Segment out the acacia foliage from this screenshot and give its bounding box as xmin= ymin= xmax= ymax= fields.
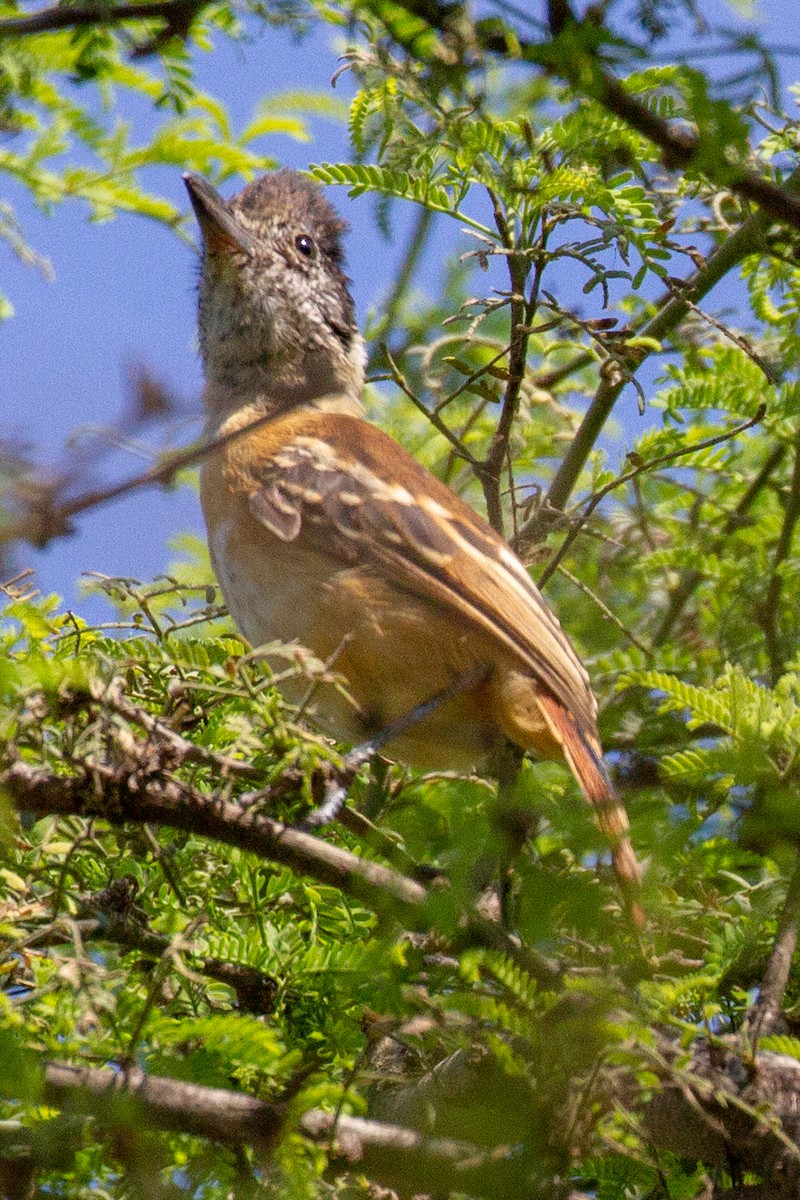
xmin=2 ymin=1 xmax=800 ymax=1197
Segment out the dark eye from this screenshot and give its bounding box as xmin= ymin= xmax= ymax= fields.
xmin=295 ymin=234 xmax=315 ymax=258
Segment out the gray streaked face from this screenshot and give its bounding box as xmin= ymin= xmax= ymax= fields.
xmin=187 ymin=171 xmax=359 ymax=386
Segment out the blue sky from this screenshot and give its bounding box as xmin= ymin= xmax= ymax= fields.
xmin=2 ymin=0 xmax=797 ymax=615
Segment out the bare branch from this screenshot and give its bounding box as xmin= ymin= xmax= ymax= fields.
xmin=38 ymin=1061 xmax=526 ymax=1195
xmin=0 ymin=0 xmax=208 ymax=49
xmin=27 ymin=1048 xmax=800 ymax=1197
xmin=42 ymin=1061 xmax=284 ymax=1150
xmin=382 ymin=346 xmax=480 ymax=469
xmin=0 ymin=758 xmax=428 ymax=913
xmin=1 ymin=751 xmax=559 ymax=983
xmin=553 ymin=563 xmax=652 ymax=656
xmin=96 ymin=679 xmax=259 ymax=779
xmin=3 ymin=408 xmax=280 ymax=551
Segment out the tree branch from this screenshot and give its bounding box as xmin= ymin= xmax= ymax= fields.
xmin=1 ymin=748 xmax=559 ymax=983
xmin=584 ymin=68 xmax=800 ymax=234
xmin=0 ymin=0 xmax=207 ymax=46
xmin=644 ymin=1041 xmax=800 ymax=1184
xmin=42 ymin=1061 xmax=284 ymax=1150
xmin=539 ymin=187 xmax=787 ymax=517
xmin=25 ymin=907 xmax=281 ymax=1014
xmin=385 ymin=1 xmax=800 ymax=240
xmin=746 ymin=851 xmax=800 ymax=1044
xmin=97 ymin=678 xmax=259 ymax=780
xmin=37 ymin=1061 xmax=525 ymax=1196
xmin=374 ymin=1 xmax=800 ymax=523
xmin=756 ymin=426 xmax=800 ymax=685
xmin=382 ymin=346 xmax=480 ymax=468
xmin=1 ymin=758 xmax=428 ymax=913
xmin=479 ymin=188 xmax=532 ymax=535
xmin=3 ymin=406 xmax=281 ymax=551
xmin=17 ymin=1048 xmax=800 ymax=1197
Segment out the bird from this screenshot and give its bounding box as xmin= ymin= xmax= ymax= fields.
xmin=184 ymin=168 xmax=642 ymax=921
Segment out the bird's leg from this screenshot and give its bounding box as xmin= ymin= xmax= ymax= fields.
xmin=305 ymin=664 xmax=492 ymax=827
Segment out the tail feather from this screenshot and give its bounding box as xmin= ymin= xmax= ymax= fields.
xmin=536 ymin=693 xmax=644 ymax=927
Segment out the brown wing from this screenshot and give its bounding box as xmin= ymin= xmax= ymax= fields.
xmin=241 ymin=411 xmax=598 ymax=736
xmin=236 ymin=410 xmax=642 ymax=923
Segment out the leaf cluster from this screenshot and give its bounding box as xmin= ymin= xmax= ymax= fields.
xmin=3 ymin=0 xmax=800 ymax=1197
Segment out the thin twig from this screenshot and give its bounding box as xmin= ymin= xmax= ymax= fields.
xmin=681 ymin=300 xmax=780 ymax=385
xmin=94 ymin=679 xmax=259 ymax=779
xmin=372 ymin=204 xmax=435 ymax=347
xmin=382 ymin=346 xmax=480 ymax=467
xmin=535 ymin=406 xmax=766 ymax=589
xmin=434 ymin=342 xmax=511 ymax=416
xmin=4 ymin=408 xmax=280 ymax=551
xmin=652 ymin=441 xmax=787 ymax=646
xmin=554 ymin=564 xmax=652 ymax=656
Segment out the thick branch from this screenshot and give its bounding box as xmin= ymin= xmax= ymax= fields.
xmin=337 ymin=1033 xmax=800 ymax=1188
xmin=0 ymin=0 xmax=206 ymax=40
xmin=645 ymin=1042 xmax=800 ymax=1184
xmin=2 ymin=756 xmax=559 ymax=983
xmin=1 ymin=758 xmax=427 ymax=913
xmin=23 ymin=1048 xmax=800 ymax=1196
xmin=37 ymin=1061 xmax=524 ymax=1195
xmin=43 ymin=1061 xmax=283 ymax=1151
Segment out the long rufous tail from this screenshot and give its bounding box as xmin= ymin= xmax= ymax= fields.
xmin=537 ymin=693 xmax=644 ymax=927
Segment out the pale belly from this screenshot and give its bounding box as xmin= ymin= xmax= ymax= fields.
xmin=205 ymin=511 xmax=500 ymax=770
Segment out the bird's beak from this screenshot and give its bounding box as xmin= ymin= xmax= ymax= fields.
xmin=183 ymin=173 xmax=259 ymax=256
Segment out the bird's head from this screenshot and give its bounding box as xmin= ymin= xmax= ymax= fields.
xmin=185 ymin=170 xmax=365 ymax=408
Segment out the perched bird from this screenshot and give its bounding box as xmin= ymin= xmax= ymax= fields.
xmin=184 ymin=169 xmax=641 ymax=918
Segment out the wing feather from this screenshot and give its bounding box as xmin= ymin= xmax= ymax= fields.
xmin=244 ymin=414 xmax=597 ymax=733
